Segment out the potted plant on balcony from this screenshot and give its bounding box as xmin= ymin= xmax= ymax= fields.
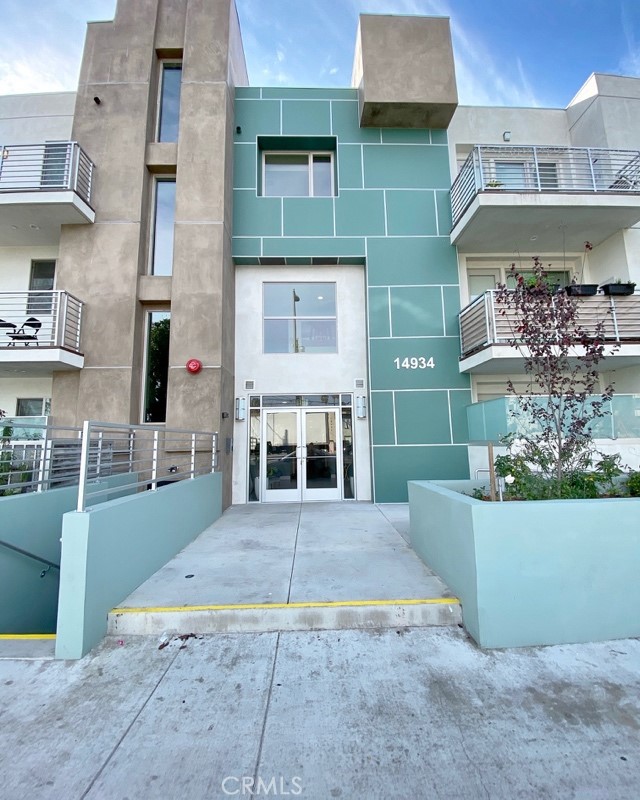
xmin=599 ymin=279 xmax=636 ymax=296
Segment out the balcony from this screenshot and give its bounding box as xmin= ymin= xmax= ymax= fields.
xmin=0 ymin=142 xmax=95 ymax=245
xmin=450 ymin=145 xmax=640 ymax=252
xmin=467 ymin=394 xmax=640 ymax=443
xmin=0 ymin=291 xmax=84 ymax=374
xmin=459 ymin=290 xmax=640 ymax=373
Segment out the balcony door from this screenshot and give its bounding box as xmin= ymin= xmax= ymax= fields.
xmin=262 ymin=408 xmax=342 ymax=501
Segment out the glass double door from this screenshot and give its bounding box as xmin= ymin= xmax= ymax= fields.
xmin=262 ymin=408 xmax=342 ymax=501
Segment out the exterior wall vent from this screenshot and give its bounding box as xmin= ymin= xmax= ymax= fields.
xmin=355 ymin=379 xmax=365 ymax=388
xmin=244 ymin=380 xmax=255 ymax=390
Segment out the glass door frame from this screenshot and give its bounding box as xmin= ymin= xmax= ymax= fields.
xmin=249 ymin=394 xmax=355 ymax=503
xmin=262 ymin=409 xmax=302 ymax=502
xmin=259 ymin=407 xmax=343 ymax=502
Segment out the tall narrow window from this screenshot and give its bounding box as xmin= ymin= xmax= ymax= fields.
xmin=151 ymin=179 xmax=176 ymax=276
xmin=157 ymin=63 xmax=182 ymax=142
xmin=144 ymin=311 xmax=170 ymax=423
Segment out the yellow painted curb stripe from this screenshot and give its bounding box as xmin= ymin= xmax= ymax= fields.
xmin=0 ymin=634 xmax=56 ymax=640
xmin=113 ymin=597 xmax=460 ymax=614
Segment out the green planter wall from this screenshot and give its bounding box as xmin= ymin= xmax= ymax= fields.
xmin=409 ymin=480 xmax=640 ymax=648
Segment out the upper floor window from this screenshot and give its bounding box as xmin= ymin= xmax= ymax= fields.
xmin=157 ymin=63 xmax=182 ymax=142
xmin=27 ymin=259 xmax=55 ymax=314
xmin=150 ymin=178 xmax=176 ymax=276
xmin=263 ymin=283 xmax=337 ymax=353
xmin=263 ymin=152 xmax=334 ymax=197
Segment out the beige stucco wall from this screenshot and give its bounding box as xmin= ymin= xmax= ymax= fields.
xmin=353 ymin=15 xmax=458 ymax=128
xmin=51 ymin=0 xmax=246 ymax=507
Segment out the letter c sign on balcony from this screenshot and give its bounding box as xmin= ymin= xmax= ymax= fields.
xmin=186 ymin=359 xmax=202 ymax=374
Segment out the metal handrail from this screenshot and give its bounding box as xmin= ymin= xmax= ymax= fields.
xmin=0 ymin=141 xmax=95 ymax=206
xmin=459 ymin=289 xmax=640 ymax=358
xmin=76 ymin=420 xmax=219 ymax=512
xmin=451 ymin=144 xmax=640 ymax=228
xmin=0 ymin=538 xmax=60 ymax=571
xmin=0 ymin=291 xmax=83 ymax=353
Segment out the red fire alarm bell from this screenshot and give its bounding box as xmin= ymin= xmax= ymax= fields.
xmin=186 ymin=358 xmax=202 ymax=374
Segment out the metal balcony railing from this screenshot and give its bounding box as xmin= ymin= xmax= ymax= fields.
xmin=451 ymin=145 xmax=640 ymax=227
xmin=0 ymin=420 xmax=218 ymax=502
xmin=0 ymin=291 xmax=83 ymax=353
xmin=459 ymin=290 xmax=640 ymax=359
xmin=0 ymin=141 xmax=94 ymax=207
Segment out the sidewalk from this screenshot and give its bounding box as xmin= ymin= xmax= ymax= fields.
xmin=1 ymin=628 xmax=639 ymax=799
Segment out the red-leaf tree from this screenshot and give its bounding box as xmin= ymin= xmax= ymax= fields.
xmin=493 ymin=257 xmax=618 ymax=498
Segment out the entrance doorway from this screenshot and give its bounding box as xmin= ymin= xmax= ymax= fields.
xmin=249 ymin=395 xmax=354 ymax=502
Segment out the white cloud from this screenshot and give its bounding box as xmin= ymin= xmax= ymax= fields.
xmin=276 ymin=49 xmax=285 ymax=63
xmin=329 ymin=67 xmax=339 ymax=75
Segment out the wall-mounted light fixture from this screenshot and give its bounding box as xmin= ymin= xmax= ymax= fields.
xmin=503 ymin=130 xmax=511 ymax=142
xmin=235 ymin=397 xmax=246 ymax=421
xmin=356 ymin=396 xmax=367 ymax=419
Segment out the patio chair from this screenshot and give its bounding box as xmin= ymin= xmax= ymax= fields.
xmin=5 ymin=317 xmax=42 ymax=347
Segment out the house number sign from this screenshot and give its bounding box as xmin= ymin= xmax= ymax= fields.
xmin=393 ymin=357 xmax=435 ymax=370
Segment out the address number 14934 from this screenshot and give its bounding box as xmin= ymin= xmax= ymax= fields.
xmin=393 ymin=357 xmax=435 ymax=370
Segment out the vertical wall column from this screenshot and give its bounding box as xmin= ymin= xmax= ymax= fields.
xmin=166 ymin=0 xmax=242 ymax=505
xmin=52 ymin=0 xmax=162 ymax=424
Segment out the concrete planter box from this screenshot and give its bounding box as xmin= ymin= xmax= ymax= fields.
xmin=408 ymin=480 xmax=640 ymax=648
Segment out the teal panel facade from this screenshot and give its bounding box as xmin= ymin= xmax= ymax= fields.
xmin=233 ymin=89 xmax=470 ymax=502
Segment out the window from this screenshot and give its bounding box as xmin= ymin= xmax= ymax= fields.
xmin=143 ymin=311 xmax=170 ymax=422
xmin=538 ymin=161 xmax=559 ymax=189
xmin=150 ymin=179 xmax=176 ymax=276
xmin=157 ymin=63 xmax=182 ymax=142
xmin=27 ymin=260 xmax=55 ymax=314
xmin=263 ymin=283 xmax=336 ymax=353
xmin=494 ymin=161 xmax=526 ymax=188
xmin=263 ymin=153 xmax=334 ymax=197
xmin=41 ymin=141 xmax=69 ymax=188
xmin=16 ymin=398 xmax=50 ymax=417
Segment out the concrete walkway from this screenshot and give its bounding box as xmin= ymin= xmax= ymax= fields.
xmin=110 ymin=503 xmax=460 ymax=635
xmin=2 ymin=628 xmax=639 ymax=799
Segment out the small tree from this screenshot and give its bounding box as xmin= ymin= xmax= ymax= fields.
xmin=493 ymin=256 xmax=619 ymax=499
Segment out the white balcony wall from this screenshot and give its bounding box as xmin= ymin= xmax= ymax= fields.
xmin=0 ymin=93 xmax=74 ymax=144
xmin=0 ymin=376 xmax=52 ymax=417
xmin=586 ymin=233 xmax=633 ymax=285
xmin=0 ymin=246 xmax=58 ymax=292
xmin=447 ymin=106 xmax=570 ymax=179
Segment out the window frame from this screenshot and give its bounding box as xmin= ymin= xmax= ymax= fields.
xmin=262 ymin=282 xmax=338 ymax=354
xmin=141 ymin=308 xmax=171 ymax=423
xmin=27 ymin=259 xmax=56 ymax=314
xmin=156 ymin=61 xmax=183 ymax=143
xmin=261 ymin=151 xmax=335 ymax=198
xmin=148 ymin=176 xmax=177 ymax=276
xmin=15 ymin=397 xmax=50 ymax=417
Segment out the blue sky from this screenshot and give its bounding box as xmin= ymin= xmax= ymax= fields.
xmin=1 ymin=0 xmax=639 ymax=107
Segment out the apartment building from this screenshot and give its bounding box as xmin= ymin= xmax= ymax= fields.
xmin=1 ymin=0 xmax=639 ymax=505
